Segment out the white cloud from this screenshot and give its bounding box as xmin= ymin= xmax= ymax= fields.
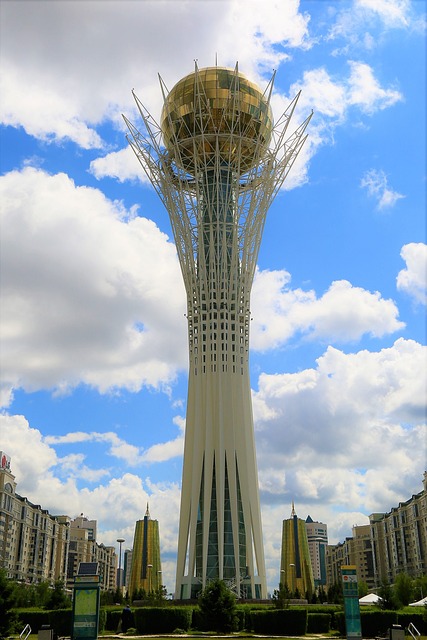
xmin=0 ymin=167 xmax=187 ymax=403
xmin=347 ymin=61 xmax=403 ymax=114
xmin=356 ymin=0 xmax=411 ymax=29
xmin=253 ymin=337 xmax=426 ymax=512
xmin=397 ymin=243 xmax=427 ymax=305
xmin=45 ymin=424 xmax=185 ymax=466
xmin=328 ymin=0 xmax=418 ymax=47
xmin=360 ymin=168 xmax=405 ymax=210
xmin=90 ymin=147 xmax=150 ymax=184
xmin=251 ymin=268 xmax=404 ymax=350
xmin=0 ymin=0 xmax=310 ymax=148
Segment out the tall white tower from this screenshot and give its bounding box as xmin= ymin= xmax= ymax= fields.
xmin=124 ymin=63 xmax=311 ymax=599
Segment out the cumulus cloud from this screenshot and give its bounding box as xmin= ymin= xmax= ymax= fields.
xmin=347 ymin=61 xmax=403 ymax=114
xmin=397 ymin=243 xmax=427 ymax=305
xmin=90 ymin=146 xmax=150 ymax=184
xmin=253 ymin=337 xmax=426 ymax=511
xmin=44 ymin=421 xmax=185 ymax=467
xmin=328 ymin=0 xmax=418 ymax=49
xmin=360 ymin=168 xmax=405 ymax=210
xmin=251 ymin=268 xmax=404 ymax=350
xmin=0 ymin=167 xmax=187 ymax=403
xmin=0 ymin=0 xmax=310 ymax=148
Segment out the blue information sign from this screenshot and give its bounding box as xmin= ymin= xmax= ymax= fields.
xmin=341 ymin=565 xmax=362 ymax=640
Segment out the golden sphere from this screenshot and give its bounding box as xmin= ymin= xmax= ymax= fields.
xmin=160 ymin=67 xmax=273 ymax=174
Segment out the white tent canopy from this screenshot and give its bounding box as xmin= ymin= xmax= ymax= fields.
xmin=359 ymin=593 xmax=382 ymax=605
xmin=409 ymin=596 xmax=427 ymax=606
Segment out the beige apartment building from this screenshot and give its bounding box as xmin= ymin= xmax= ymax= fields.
xmin=369 ymin=471 xmax=426 ymax=585
xmin=326 ymin=472 xmax=426 ymax=590
xmin=0 ymin=452 xmax=117 ymax=591
xmin=66 ymin=514 xmax=117 ymax=591
xmin=326 ymin=524 xmax=375 ymax=590
xmin=0 ymin=452 xmax=70 ymax=585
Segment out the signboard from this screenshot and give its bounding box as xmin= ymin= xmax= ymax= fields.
xmin=0 ymin=452 xmax=11 ymax=470
xmin=72 ymin=579 xmax=100 ymax=640
xmin=341 ymin=565 xmax=362 ymax=640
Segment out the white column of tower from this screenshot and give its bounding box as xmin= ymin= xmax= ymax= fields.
xmin=124 ymin=63 xmax=311 ymax=600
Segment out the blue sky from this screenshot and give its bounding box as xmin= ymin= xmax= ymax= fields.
xmin=0 ymin=0 xmax=426 ymax=595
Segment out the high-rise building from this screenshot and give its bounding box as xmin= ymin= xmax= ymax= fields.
xmin=0 ymin=452 xmax=70 ymax=585
xmin=369 ymin=471 xmax=427 ymax=585
xmin=305 ymin=515 xmax=328 ymax=587
xmin=66 ymin=514 xmax=116 ymax=592
xmin=326 ymin=524 xmax=375 ymax=591
xmin=128 ymin=505 xmax=162 ymax=599
xmin=124 ymin=63 xmax=311 ymax=599
xmin=280 ymin=504 xmax=315 ymax=597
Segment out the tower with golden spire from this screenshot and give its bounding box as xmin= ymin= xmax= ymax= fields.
xmin=128 ymin=504 xmax=162 ymax=599
xmin=280 ymin=503 xmax=314 ymax=597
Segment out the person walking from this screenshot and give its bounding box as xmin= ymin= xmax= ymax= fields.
xmin=121 ymin=605 xmax=133 ymax=633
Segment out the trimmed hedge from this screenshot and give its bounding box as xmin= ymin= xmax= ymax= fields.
xmin=133 ymin=606 xmax=192 ymax=633
xmin=13 ymin=610 xmax=50 ymax=633
xmin=397 ymin=611 xmax=426 ymax=634
xmin=249 ymin=608 xmax=308 ymax=636
xmin=307 ymin=612 xmax=331 ymax=633
xmin=105 ymin=607 xmax=123 ymax=632
xmin=336 ymin=609 xmax=398 ymax=638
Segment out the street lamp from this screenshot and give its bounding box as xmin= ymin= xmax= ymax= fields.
xmin=117 ymin=538 xmax=125 ymax=588
xmin=280 ymin=569 xmax=285 ymax=588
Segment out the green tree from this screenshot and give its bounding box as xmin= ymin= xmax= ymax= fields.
xmin=113 ymin=586 xmax=123 ymax=604
xmin=377 ymin=579 xmax=398 ymax=610
xmin=198 ymin=579 xmax=237 ymax=633
xmin=272 ymin=582 xmax=291 ymax=608
xmin=45 ymin=580 xmax=71 ymax=610
xmin=327 ymin=580 xmax=343 ymax=604
xmin=0 ymin=569 xmax=18 ymax=638
xmin=413 ymin=576 xmax=427 ymax=603
xmin=35 ymin=581 xmax=51 ymax=607
xmin=147 ymin=585 xmax=167 ymax=605
xmin=394 ymin=573 xmax=414 ymax=607
xmin=318 ymin=585 xmax=327 ymax=603
xmin=358 ymin=581 xmax=369 ymax=598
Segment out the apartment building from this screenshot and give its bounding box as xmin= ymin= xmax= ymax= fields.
xmin=305 ymin=516 xmax=328 ymax=587
xmin=326 ymin=524 xmax=375 ymax=590
xmin=0 ymin=452 xmax=70 ymax=585
xmin=66 ymin=514 xmax=116 ymax=591
xmin=326 ymin=473 xmax=426 ymax=589
xmin=369 ymin=471 xmax=427 ymax=585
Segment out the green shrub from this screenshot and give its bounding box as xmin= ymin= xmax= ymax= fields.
xmin=14 ymin=610 xmax=50 ymax=633
xmin=307 ymin=612 xmax=331 ymax=633
xmin=48 ymin=609 xmax=73 ymax=636
xmin=104 ymin=607 xmax=122 ymax=632
xmin=397 ymin=611 xmax=426 ymax=634
xmin=361 ymin=610 xmax=398 ymax=637
xmin=133 ymin=606 xmax=192 ymax=634
xmin=249 ymin=608 xmax=307 ymax=636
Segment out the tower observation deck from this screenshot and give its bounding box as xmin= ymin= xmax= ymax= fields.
xmin=124 ymin=63 xmax=311 ymax=600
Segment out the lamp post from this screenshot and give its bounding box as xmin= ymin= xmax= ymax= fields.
xmin=280 ymin=569 xmax=285 ymax=589
xmin=116 ymin=537 xmax=125 ymax=589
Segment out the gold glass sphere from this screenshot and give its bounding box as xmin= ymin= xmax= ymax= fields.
xmin=160 ymin=67 xmax=273 ymax=174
